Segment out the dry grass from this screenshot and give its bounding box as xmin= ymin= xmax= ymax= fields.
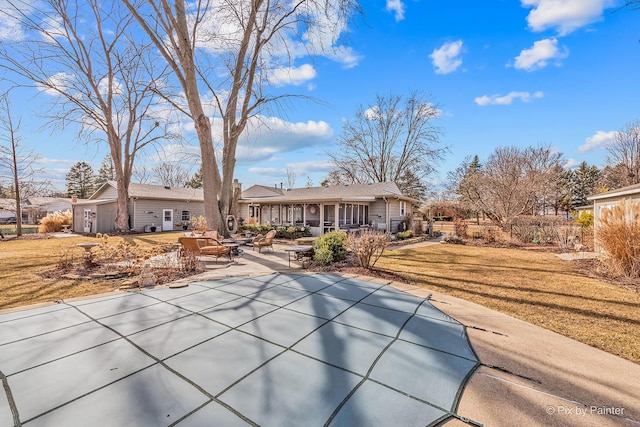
xmin=377 ymin=244 xmax=640 ymax=364
xmin=0 ymin=232 xmax=185 ymax=310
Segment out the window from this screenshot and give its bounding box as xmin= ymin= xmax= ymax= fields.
xmin=400 ymin=201 xmax=407 ymax=217
xmin=181 ymin=210 xmax=191 ymax=221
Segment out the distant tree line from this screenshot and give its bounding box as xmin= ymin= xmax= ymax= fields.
xmin=446 ymin=120 xmax=640 ymax=227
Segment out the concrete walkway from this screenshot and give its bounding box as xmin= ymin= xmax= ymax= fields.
xmin=1 ymin=242 xmax=638 ymax=426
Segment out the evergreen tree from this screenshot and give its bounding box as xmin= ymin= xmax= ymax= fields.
xmin=571 ymin=162 xmax=601 ymax=207
xmin=185 ymin=166 xmax=203 ymax=188
xmin=96 ymin=153 xmax=116 ymax=187
xmin=66 ymin=161 xmax=96 ymax=198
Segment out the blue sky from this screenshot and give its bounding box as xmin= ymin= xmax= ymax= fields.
xmin=1 ymin=0 xmax=639 ymax=194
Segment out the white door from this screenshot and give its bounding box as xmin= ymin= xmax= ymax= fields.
xmin=162 ymin=209 xmax=173 ymax=231
xmin=83 ymin=209 xmax=92 ymax=233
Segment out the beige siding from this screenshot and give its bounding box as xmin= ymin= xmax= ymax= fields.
xmin=132 ymin=199 xmax=205 ymax=232
xmin=96 ymin=203 xmax=116 ymax=233
xmin=369 ymin=200 xmax=387 ymax=230
xmin=98 ymin=186 xmax=118 ymax=199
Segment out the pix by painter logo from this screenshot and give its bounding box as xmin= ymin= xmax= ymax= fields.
xmin=545 ymin=405 xmax=625 ymax=416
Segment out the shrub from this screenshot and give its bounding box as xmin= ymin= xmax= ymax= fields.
xmin=313 ymin=231 xmax=346 ymax=265
xmin=597 ymin=199 xmax=640 ymax=278
xmin=441 ymin=234 xmax=464 ymax=244
xmin=38 ymin=210 xmax=72 ymax=233
xmin=483 ymin=227 xmax=497 ymax=243
xmin=554 ymin=225 xmax=582 ymax=250
xmin=239 ymin=223 xmax=311 ymax=239
xmin=507 ymin=216 xmax=573 ymax=245
xmin=346 ymin=230 xmax=390 ymax=268
xmin=396 ymin=230 xmax=414 ymax=240
xmin=190 ymin=215 xmax=208 ymax=233
xmin=453 ymin=218 xmax=468 ymax=238
xmin=575 ymin=211 xmax=594 ymax=228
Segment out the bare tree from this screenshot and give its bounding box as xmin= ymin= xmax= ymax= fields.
xmin=121 ymin=0 xmax=359 ymax=234
xmin=152 ymin=162 xmax=191 ymax=187
xmin=286 ymin=167 xmax=297 ymax=189
xmin=452 ymin=145 xmax=563 ymax=227
xmin=0 ymin=0 xmax=173 ymax=232
xmin=327 ymin=92 xmax=445 ymax=200
xmin=606 ymin=120 xmax=640 ymax=186
xmin=0 ymin=94 xmax=50 ymax=236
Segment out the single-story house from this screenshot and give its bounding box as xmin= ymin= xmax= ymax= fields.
xmin=73 ymin=180 xmax=418 ymax=236
xmin=238 ymin=182 xmax=419 ymax=237
xmin=587 ymin=182 xmax=640 ymax=249
xmin=71 ymin=181 xmax=206 ymax=234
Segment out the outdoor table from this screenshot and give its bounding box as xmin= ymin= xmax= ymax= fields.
xmin=222 ymin=240 xmax=240 ymax=258
xmin=284 ymin=245 xmax=313 ymax=268
xmin=232 ymin=237 xmax=253 ymax=245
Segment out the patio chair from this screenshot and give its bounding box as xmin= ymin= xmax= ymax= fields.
xmin=178 ymin=236 xmax=231 ymax=262
xmin=252 ymin=229 xmax=276 ymax=253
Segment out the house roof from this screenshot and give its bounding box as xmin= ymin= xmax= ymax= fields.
xmin=91 ymin=181 xmax=204 ymax=202
xmin=0 ymin=197 xmax=75 ymax=211
xmin=587 ymin=182 xmax=640 ymax=201
xmin=240 ymin=182 xmax=417 ymax=204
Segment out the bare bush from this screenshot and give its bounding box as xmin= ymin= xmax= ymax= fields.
xmin=454 ymin=218 xmax=468 ymax=238
xmin=178 ymin=248 xmax=203 ymax=272
xmin=508 ymin=216 xmax=574 ymax=245
xmin=483 ymin=227 xmax=497 ymax=243
xmin=597 ymin=200 xmax=640 ymax=278
xmin=554 ymin=225 xmax=582 ymax=250
xmin=346 ymin=230 xmax=390 ymax=269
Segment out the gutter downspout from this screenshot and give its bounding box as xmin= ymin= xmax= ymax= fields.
xmin=383 ymin=196 xmax=390 ymax=232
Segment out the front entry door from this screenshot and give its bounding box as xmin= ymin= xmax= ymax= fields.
xmin=162 ymin=209 xmax=173 ymax=231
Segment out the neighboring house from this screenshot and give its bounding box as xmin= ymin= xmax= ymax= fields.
xmin=238 ymin=182 xmax=418 ymax=237
xmin=71 ymin=181 xmax=206 ymax=234
xmin=0 ymin=197 xmax=74 ymax=224
xmin=587 ymin=183 xmax=640 ymax=250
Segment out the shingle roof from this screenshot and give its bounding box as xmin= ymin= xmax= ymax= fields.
xmin=241 ymin=182 xmax=415 ymax=203
xmin=93 ymin=181 xmax=204 ymax=201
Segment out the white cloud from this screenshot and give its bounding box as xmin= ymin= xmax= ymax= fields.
xmin=521 ymin=0 xmax=615 ymax=35
xmin=247 ymin=167 xmax=283 ymax=177
xmin=267 ymin=64 xmax=317 ymax=87
xmin=564 ymin=158 xmax=580 ymax=169
xmin=429 ymin=40 xmax=464 ymax=75
xmin=235 ymin=116 xmax=334 ymax=163
xmin=578 ymin=130 xmax=617 ymax=152
xmin=475 ymin=91 xmax=544 ymax=106
xmin=386 ymin=0 xmax=406 ymax=22
xmin=513 ymin=38 xmax=569 ymax=71
xmin=284 ymin=160 xmax=334 ymax=173
xmin=195 ymin=1 xmax=362 ymax=71
xmin=37 ymin=72 xmax=75 ymax=96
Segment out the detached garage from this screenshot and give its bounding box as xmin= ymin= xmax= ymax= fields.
xmin=71 ymin=181 xmax=205 ymax=234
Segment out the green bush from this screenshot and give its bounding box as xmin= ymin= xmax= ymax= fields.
xmin=313 ymin=231 xmax=346 ymax=265
xmin=396 ymin=230 xmax=414 ymax=240
xmin=239 ymin=224 xmax=311 ymax=239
